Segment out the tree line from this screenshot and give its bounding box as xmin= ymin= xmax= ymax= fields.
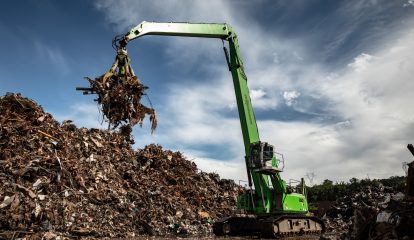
xmin=306 ymin=176 xmax=406 ymax=203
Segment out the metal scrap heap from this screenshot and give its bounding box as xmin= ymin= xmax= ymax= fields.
xmin=321 ymin=182 xmax=414 ymax=240
xmin=0 ymin=93 xmax=242 ymax=239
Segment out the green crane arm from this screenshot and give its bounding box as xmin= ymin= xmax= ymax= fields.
xmin=124 ymin=21 xmax=232 ymax=40
xmin=122 ymin=21 xmax=259 ymax=154
xmin=119 ymin=21 xmax=288 ymax=214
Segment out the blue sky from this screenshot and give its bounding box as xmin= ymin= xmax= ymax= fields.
xmin=1 ymin=0 xmax=414 ymax=184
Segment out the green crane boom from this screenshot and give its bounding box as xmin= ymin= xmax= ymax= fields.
xmin=125 ymin=22 xmax=258 ymax=155
xmin=116 ymin=21 xmax=324 ymax=238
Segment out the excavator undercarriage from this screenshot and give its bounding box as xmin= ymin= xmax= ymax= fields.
xmin=213 ymin=214 xmax=324 ymax=238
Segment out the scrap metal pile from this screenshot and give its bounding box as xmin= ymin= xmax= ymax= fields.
xmin=0 ymin=93 xmax=241 ymax=239
xmin=321 ymin=184 xmax=414 ymax=240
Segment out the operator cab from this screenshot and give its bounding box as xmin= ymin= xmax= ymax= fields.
xmin=249 ymin=142 xmax=283 ymax=174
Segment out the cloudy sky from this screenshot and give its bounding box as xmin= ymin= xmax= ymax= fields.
xmin=1 ymin=0 xmax=414 ymax=184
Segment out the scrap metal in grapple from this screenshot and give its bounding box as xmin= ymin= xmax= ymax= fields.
xmin=76 ymin=49 xmax=157 ymax=132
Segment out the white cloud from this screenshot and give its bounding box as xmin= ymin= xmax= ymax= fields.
xmin=347 ymin=53 xmax=374 ymax=72
xmin=251 ymin=89 xmax=266 ymax=99
xmin=313 ymin=28 xmax=414 ymax=180
xmin=158 ymin=82 xmax=243 ymax=153
xmin=250 ymin=89 xmax=278 ymax=109
xmin=403 ymin=0 xmax=414 ymax=7
xmin=283 ymin=90 xmax=301 ymax=106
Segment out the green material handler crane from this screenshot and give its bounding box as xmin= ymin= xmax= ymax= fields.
xmin=114 ymin=21 xmax=324 ymax=238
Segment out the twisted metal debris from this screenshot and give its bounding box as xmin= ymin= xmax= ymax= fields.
xmin=320 ymin=183 xmax=414 ymax=240
xmin=77 ymin=49 xmax=157 ymax=132
xmin=84 ymin=74 xmax=157 ymax=132
xmin=0 ymin=93 xmax=241 ymax=239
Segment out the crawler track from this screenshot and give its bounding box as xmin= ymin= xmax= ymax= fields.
xmin=213 ymin=214 xmax=324 ymax=239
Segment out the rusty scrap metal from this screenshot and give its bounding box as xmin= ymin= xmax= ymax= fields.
xmin=77 ymin=48 xmax=157 ymax=132
xmin=84 ymin=74 xmax=157 ymax=132
xmin=320 ymin=183 xmax=414 ymax=239
xmin=0 ymin=93 xmax=242 ymax=238
xmin=77 ymin=61 xmax=157 ymax=132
